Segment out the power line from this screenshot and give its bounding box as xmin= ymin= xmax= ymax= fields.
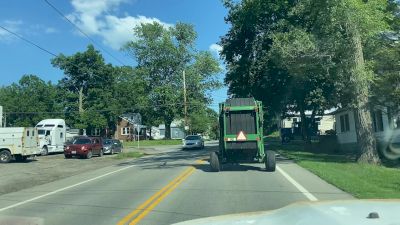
xmin=0 ymin=24 xmax=114 ymax=83
xmin=0 ymin=25 xmax=57 ymax=57
xmin=43 ymin=0 xmax=127 ymax=66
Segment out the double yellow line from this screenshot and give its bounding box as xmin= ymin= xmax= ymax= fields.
xmin=117 ymin=159 xmax=203 ymax=225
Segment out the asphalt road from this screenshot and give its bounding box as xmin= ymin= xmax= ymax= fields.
xmin=0 ymin=142 xmax=352 ymax=225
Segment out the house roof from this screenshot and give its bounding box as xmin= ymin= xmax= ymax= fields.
xmin=328 ymin=107 xmax=351 ymax=115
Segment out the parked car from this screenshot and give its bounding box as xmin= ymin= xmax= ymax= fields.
xmin=103 ymin=139 xmax=123 ymax=154
xmin=64 ymin=136 xmax=103 ymax=159
xmin=182 ymin=135 xmax=204 ymax=150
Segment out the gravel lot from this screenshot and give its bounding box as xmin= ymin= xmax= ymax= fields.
xmin=0 ymin=153 xmax=124 ymax=196
xmin=0 ymin=145 xmax=186 ymax=196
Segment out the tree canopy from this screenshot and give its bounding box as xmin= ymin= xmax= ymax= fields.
xmin=221 ymin=0 xmax=396 ymax=163
xmin=123 ymin=22 xmax=221 ymax=138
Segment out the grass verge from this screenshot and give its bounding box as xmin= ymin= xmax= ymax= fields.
xmin=271 ymin=141 xmax=400 ymax=199
xmin=123 ymin=139 xmax=182 ymax=147
xmin=113 ymin=152 xmax=144 ymax=160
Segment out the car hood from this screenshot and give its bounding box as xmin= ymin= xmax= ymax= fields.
xmin=103 ymin=144 xmax=112 ymax=148
xmin=172 ymin=200 xmax=400 ymax=225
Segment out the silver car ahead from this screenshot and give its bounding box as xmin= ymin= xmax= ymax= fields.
xmin=103 ymin=139 xmax=123 ymax=154
xmin=182 ymin=135 xmax=204 ymax=150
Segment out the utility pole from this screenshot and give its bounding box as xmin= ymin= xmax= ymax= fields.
xmin=0 ymin=106 xmax=3 ymax=127
xmin=183 ymin=70 xmax=188 ymax=134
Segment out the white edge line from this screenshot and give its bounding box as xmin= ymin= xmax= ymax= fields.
xmin=276 ymin=165 xmax=318 ymax=201
xmin=0 ymin=164 xmax=136 ymax=212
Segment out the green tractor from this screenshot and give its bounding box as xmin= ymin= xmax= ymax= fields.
xmin=210 ymin=98 xmax=276 ymax=172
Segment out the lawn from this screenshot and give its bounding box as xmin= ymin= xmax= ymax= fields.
xmin=269 ymin=139 xmax=400 ymax=199
xmin=113 ymin=152 xmax=144 ymax=159
xmin=123 ymin=139 xmax=182 ymax=147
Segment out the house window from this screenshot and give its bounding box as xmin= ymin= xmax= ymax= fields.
xmin=121 ymin=127 xmax=130 ymax=135
xmin=27 ymin=130 xmax=30 ymax=136
xmin=344 ymin=114 xmax=350 ymax=131
xmin=160 ymin=129 xmax=165 ymax=136
xmin=60 ymin=132 xmax=63 ymax=139
xmin=340 ymin=114 xmax=350 ymax=133
xmin=92 ymin=128 xmax=101 ymax=136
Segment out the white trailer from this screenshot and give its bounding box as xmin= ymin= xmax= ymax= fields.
xmin=0 ymin=127 xmax=40 ymax=163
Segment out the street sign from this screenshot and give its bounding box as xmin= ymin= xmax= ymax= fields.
xmin=237 ymin=130 xmax=247 ymax=141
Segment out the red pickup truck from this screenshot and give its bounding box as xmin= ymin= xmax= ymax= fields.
xmin=64 ymin=136 xmax=103 ymax=159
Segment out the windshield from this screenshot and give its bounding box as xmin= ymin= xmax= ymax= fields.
xmin=72 ymin=138 xmax=91 ymax=145
xmin=103 ymin=139 xmax=113 ymax=145
xmin=1 ymin=1 xmax=400 ymax=224
xmin=185 ymin=136 xmax=201 ymax=140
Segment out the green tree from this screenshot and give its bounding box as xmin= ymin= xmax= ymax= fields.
xmin=297 ymin=0 xmax=389 ymax=164
xmin=51 ymin=45 xmax=114 ymax=130
xmin=221 ymin=0 xmax=391 ymax=164
xmin=0 ymin=75 xmax=60 ymax=126
xmin=123 ymin=22 xmax=221 ymax=138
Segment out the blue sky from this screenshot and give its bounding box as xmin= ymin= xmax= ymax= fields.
xmin=0 ymin=0 xmax=229 ymax=110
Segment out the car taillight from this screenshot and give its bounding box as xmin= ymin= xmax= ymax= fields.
xmin=81 ymin=146 xmax=86 ymax=150
xmin=66 ymin=146 xmax=70 ymax=150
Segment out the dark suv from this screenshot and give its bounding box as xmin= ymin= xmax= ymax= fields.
xmin=64 ymin=136 xmax=103 ymax=159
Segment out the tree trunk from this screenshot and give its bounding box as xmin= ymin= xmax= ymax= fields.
xmin=149 ymin=127 xmax=152 ymax=140
xmin=165 ymin=121 xmax=172 ymax=139
xmin=78 ymin=86 xmax=84 ymax=113
xmin=299 ymin=108 xmax=308 ymax=142
xmin=345 ymin=17 xmax=380 ymax=164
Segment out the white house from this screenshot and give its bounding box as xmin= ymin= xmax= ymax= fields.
xmin=334 ymin=106 xmax=400 ymax=152
xmin=279 ymin=109 xmax=336 ymax=135
xmin=151 ymin=120 xmax=185 ymax=140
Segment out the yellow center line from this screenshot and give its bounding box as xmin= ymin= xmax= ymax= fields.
xmin=129 ymin=167 xmax=196 ymax=225
xmin=117 ymin=159 xmax=204 ymax=225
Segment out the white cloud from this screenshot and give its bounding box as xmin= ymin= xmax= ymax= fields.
xmin=209 ymin=43 xmax=222 ymax=55
xmin=68 ymin=0 xmax=171 ymax=50
xmin=0 ymin=20 xmax=23 ymax=42
xmin=45 ymin=27 xmax=58 ymax=34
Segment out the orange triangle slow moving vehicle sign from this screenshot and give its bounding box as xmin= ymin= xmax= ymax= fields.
xmin=237 ymin=131 xmax=247 ymax=141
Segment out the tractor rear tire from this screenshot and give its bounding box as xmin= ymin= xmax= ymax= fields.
xmin=210 ymin=152 xmax=220 ymax=172
xmin=265 ymin=150 xmax=276 ymax=172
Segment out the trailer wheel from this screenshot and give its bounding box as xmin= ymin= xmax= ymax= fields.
xmin=41 ymin=146 xmax=48 ymax=156
xmin=0 ymin=150 xmax=11 ymax=163
xmin=265 ymin=150 xmax=276 ymax=172
xmin=210 ymin=152 xmax=220 ymax=172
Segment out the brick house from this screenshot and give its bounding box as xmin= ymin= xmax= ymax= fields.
xmin=114 ymin=113 xmax=147 ymax=141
